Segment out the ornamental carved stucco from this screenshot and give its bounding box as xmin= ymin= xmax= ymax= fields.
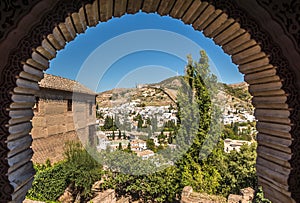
xmin=257 ymin=0 xmax=300 ymax=53
xmin=0 ymin=0 xmax=299 ymax=201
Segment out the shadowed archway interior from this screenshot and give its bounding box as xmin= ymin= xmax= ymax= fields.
xmin=0 ymin=0 xmax=299 ymax=202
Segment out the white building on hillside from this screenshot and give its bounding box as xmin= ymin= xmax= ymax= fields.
xmin=224 ymin=139 xmax=252 ymax=153
xmin=136 ymin=150 xmax=155 ymax=160
xmin=130 ymin=139 xmax=147 ymax=151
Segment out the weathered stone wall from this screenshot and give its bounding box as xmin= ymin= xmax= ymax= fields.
xmin=89 ymin=189 xmax=117 ymax=203
xmin=181 ymin=186 xmax=227 ymax=203
xmin=31 ymin=88 xmax=96 ymax=163
xmin=31 ymin=131 xmax=78 ymax=164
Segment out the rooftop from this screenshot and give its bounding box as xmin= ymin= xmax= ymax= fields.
xmin=136 ymin=150 xmax=154 ymax=157
xmin=39 ymin=73 xmax=96 ymax=95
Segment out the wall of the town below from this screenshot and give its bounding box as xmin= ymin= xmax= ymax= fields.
xmin=90 ymin=189 xmax=117 ymax=203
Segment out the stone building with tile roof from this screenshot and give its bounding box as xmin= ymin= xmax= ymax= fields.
xmin=31 ymin=74 xmax=97 ymax=163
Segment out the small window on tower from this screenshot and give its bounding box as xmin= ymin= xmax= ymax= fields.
xmin=89 ymin=102 xmax=93 ymax=115
xmin=33 ymin=97 xmax=39 ymax=112
xmin=67 ymin=99 xmax=72 ymax=111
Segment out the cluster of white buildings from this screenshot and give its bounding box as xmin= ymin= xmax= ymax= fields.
xmin=222 ymin=101 xmax=255 ymax=125
xmin=97 ymin=100 xmax=178 ymax=131
xmin=96 ymin=131 xmax=154 ymax=159
xmin=222 ymin=112 xmax=255 ymax=125
xmin=97 ymin=89 xmax=257 ymax=156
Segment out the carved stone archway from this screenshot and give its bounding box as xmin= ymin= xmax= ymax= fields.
xmin=0 ymin=0 xmax=299 ymax=202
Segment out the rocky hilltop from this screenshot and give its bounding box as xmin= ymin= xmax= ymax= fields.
xmin=97 ymin=76 xmax=253 ymax=113
xmin=96 ymin=76 xmax=183 ymax=108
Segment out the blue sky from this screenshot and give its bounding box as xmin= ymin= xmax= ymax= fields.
xmin=48 ymin=12 xmax=243 ymax=92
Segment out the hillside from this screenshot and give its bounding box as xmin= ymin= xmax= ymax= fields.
xmin=96 ymin=76 xmax=184 ymax=108
xmin=97 ymin=77 xmax=253 ymax=112
xmin=223 ymin=82 xmax=251 ymax=102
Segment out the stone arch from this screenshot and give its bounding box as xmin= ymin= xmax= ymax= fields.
xmin=0 ymin=0 xmax=299 ymax=202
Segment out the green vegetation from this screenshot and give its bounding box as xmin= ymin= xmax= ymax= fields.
xmin=101 ymin=166 xmax=181 ymax=202
xmin=27 ymin=51 xmax=268 ymax=202
xmin=27 ymin=141 xmax=259 ymax=202
xmin=222 ymin=122 xmax=255 ymax=141
xmin=27 ymin=142 xmax=103 ymax=202
xmin=163 ymin=120 xmax=177 ymax=131
xmin=254 ymin=186 xmax=272 ymax=203
xmin=146 ymin=139 xmax=156 ymax=152
xmin=223 ymin=83 xmax=252 ymax=101
xmin=102 ymin=116 xmax=117 ymax=131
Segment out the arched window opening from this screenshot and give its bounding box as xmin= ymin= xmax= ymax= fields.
xmin=1 ymin=1 xmax=296 ymax=202
xmin=25 ymin=12 xmax=263 ymax=203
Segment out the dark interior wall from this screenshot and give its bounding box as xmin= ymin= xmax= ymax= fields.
xmin=0 ymin=0 xmax=299 ymax=201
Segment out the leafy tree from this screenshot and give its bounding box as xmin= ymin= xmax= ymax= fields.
xmin=168 ymin=131 xmax=173 ymax=144
xmin=146 ymin=139 xmax=155 ymax=151
xmin=222 ymin=125 xmax=240 ymax=140
xmin=146 ymin=117 xmax=151 ymax=125
xmin=102 ymin=166 xmax=181 ymax=202
xmin=233 ymin=122 xmax=239 ymax=135
xmin=112 ymin=131 xmax=115 ymax=140
xmin=45 ymin=158 xmax=51 ymax=168
xmin=135 ymin=114 xmax=143 ymax=130
xmin=175 ymin=50 xmax=224 ymax=195
xmin=118 ymin=143 xmax=122 ymax=150
xmin=158 ymin=131 xmax=166 ymax=144
xmin=226 ymin=143 xmax=257 ymax=194
xmin=157 ymin=144 xmax=164 ymax=151
xmin=176 ymin=54 xmax=211 ymax=153
xmin=124 ymin=142 xmax=132 ymax=153
xmin=118 ymin=130 xmax=122 ymax=140
xmin=103 ymin=116 xmax=114 ymax=130
xmin=168 ymin=104 xmax=174 ymax=112
xmin=151 ymin=115 xmax=158 ymax=132
xmin=27 ymin=142 xmax=103 ymax=201
xmin=164 ymin=120 xmax=176 ymax=131
xmin=63 ymin=142 xmax=104 ymax=198
xmin=115 ymin=114 xmax=120 ymax=128
xmin=137 ymin=118 xmax=143 ymax=129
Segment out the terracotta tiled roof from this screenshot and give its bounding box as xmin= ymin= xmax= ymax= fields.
xmin=136 ymin=150 xmax=154 ymax=157
xmin=39 ymin=73 xmax=96 ymax=95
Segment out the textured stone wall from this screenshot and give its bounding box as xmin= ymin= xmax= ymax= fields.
xmin=31 ymin=88 xmax=96 ymax=163
xmin=90 ymin=189 xmax=117 ymax=203
xmin=31 ymin=131 xmax=78 ymax=163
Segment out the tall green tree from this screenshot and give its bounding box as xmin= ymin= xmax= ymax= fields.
xmin=151 ymin=115 xmax=158 ymax=132
xmin=146 ymin=139 xmax=155 ymax=151
xmin=103 ymin=116 xmax=116 ymax=130
xmin=125 ymin=142 xmax=132 ymax=153
xmin=118 ymin=130 xmax=122 ymax=140
xmin=136 ymin=113 xmax=143 ymax=130
xmin=176 ymin=50 xmax=222 ymax=192
xmin=112 ymin=131 xmax=115 ymax=140
xmin=118 ymin=143 xmax=122 ymax=150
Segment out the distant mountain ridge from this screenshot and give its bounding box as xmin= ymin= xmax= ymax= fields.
xmin=97 ymin=76 xmax=252 ymax=110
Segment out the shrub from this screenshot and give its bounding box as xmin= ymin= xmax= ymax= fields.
xmin=27 ymin=141 xmax=103 ymax=201
xmin=27 ymin=162 xmax=68 ymax=201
